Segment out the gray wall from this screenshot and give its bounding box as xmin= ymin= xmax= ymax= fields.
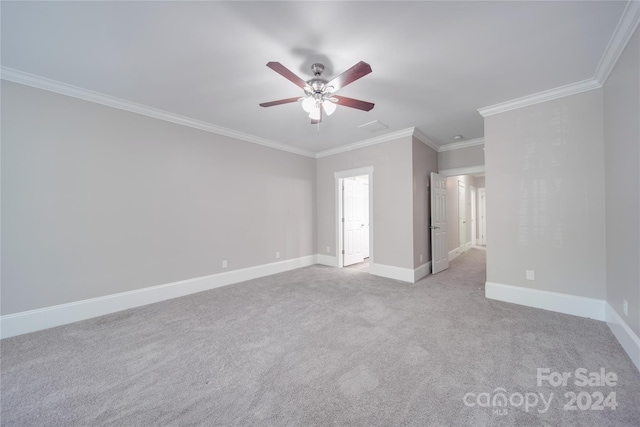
xmin=412 ymin=137 xmax=439 ymax=267
xmin=603 ymin=26 xmax=640 ymax=337
xmin=484 ymin=89 xmax=606 ymax=300
xmin=438 ymin=144 xmax=485 ymax=171
xmin=475 ymin=177 xmax=486 ymax=188
xmin=316 ymin=137 xmax=415 ymax=269
xmin=1 ymin=81 xmax=317 ymax=314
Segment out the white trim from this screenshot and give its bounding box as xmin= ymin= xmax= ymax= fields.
xmin=477 ymin=1 xmax=640 ymax=118
xmin=0 ymin=67 xmax=316 ymax=159
xmin=438 ymin=138 xmax=485 ymax=152
xmin=316 ymin=254 xmax=338 ymax=268
xmin=485 ymin=281 xmax=606 ymax=321
xmin=414 ymin=261 xmax=432 ymax=282
xmin=477 ymin=79 xmax=601 ymax=118
xmin=369 ymin=262 xmax=414 ymax=283
xmin=449 ymin=247 xmax=460 ymax=262
xmin=606 ymin=303 xmax=640 ymax=373
xmin=439 ymin=165 xmax=485 ymax=177
xmin=594 ymin=0 xmax=640 ymax=85
xmin=317 ymin=128 xmax=415 ymax=158
xmin=412 ymin=128 xmax=440 ymax=152
xmin=0 ymin=255 xmax=317 ymax=339
xmin=333 ymin=167 xmax=375 ymax=180
xmin=0 ymin=68 xmax=424 ymax=160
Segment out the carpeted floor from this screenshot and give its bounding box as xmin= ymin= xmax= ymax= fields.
xmin=344 ymin=258 xmax=370 ymax=273
xmin=1 ymin=248 xmax=639 ymax=426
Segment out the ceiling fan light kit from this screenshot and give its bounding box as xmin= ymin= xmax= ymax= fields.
xmin=260 ymin=60 xmax=375 ymax=126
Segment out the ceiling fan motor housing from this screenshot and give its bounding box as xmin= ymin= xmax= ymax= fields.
xmin=307 ymin=63 xmax=330 ymax=95
xmin=311 ymin=63 xmax=324 ymax=76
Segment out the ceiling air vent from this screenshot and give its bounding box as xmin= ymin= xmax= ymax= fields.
xmin=358 ymin=120 xmax=388 ymax=133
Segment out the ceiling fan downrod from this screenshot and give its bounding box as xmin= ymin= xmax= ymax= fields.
xmin=306 ymin=63 xmax=331 ymax=95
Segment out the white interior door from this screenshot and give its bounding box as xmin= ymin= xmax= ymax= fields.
xmin=431 ymin=173 xmax=449 ymax=274
xmin=343 ymin=177 xmax=366 ymax=266
xmin=479 ymin=188 xmax=486 ymax=246
xmin=362 ymin=179 xmax=370 ymax=258
xmin=458 ymin=181 xmax=466 ymax=253
xmin=471 ymin=186 xmax=477 ymax=246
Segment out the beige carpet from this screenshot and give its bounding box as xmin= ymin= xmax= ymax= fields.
xmin=2 ymin=248 xmax=639 ymax=426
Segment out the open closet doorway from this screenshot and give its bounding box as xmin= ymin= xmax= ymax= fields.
xmin=335 ymin=167 xmax=373 ymax=270
xmin=343 ymin=175 xmax=369 ymax=266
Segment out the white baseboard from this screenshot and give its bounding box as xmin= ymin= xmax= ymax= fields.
xmin=0 ymin=255 xmax=317 ymax=339
xmin=414 ymin=261 xmax=432 ymax=282
xmin=606 ymin=303 xmax=640 ymax=373
xmin=322 ymin=254 xmax=425 ymax=283
xmin=449 ymin=247 xmax=460 ymax=261
xmin=370 ymin=262 xmax=415 ymax=283
xmin=485 ymin=281 xmax=606 ymax=321
xmin=316 ymin=254 xmax=338 ymax=267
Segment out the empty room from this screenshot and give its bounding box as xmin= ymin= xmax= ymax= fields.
xmin=1 ymin=1 xmax=639 ymax=426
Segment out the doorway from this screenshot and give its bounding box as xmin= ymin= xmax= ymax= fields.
xmin=335 ymin=167 xmax=373 ymax=269
xmin=343 ymin=175 xmax=369 ymax=266
xmin=470 ymin=186 xmax=477 ymax=246
xmin=458 ymin=181 xmax=466 ymax=253
xmin=479 ymin=187 xmax=487 ymax=246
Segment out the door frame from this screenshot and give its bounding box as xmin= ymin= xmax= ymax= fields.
xmin=470 ymin=185 xmax=477 ymax=246
xmin=335 ymin=167 xmax=374 ymax=268
xmin=479 ymin=187 xmax=487 ymax=246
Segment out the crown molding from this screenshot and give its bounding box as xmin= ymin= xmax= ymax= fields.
xmin=478 ymin=1 xmax=640 ymax=118
xmin=438 ymin=165 xmax=485 ymax=177
xmin=411 ymin=128 xmax=440 ymax=152
xmin=477 ymin=78 xmax=601 ymax=118
xmin=0 ymin=67 xmax=317 ymax=159
xmin=315 ymin=127 xmax=416 ymax=158
xmin=594 ymin=0 xmax=640 ymax=85
xmin=438 ymin=137 xmax=484 ymax=152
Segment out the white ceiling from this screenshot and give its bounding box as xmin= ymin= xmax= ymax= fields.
xmin=0 ymin=1 xmax=630 ymax=155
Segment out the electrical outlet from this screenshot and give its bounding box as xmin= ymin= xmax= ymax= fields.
xmin=326 ymin=246 xmax=331 ymax=253
xmin=526 ymin=270 xmax=535 ymax=281
xmin=623 ymin=299 xmax=628 ymax=316
xmin=275 ymin=252 xmax=280 ymax=259
xmin=420 ymin=254 xmax=423 ymax=262
xmin=222 ymin=260 xmax=228 ymax=268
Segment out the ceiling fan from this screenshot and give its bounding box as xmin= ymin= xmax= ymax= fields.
xmin=259 ymin=61 xmax=374 ymax=124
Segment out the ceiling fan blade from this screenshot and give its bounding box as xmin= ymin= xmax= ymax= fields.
xmin=332 ymin=95 xmax=375 ymax=111
xmin=266 ymin=62 xmax=309 ymax=89
xmin=259 ymin=97 xmax=301 ymax=108
xmin=326 ymin=61 xmax=372 ymax=92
